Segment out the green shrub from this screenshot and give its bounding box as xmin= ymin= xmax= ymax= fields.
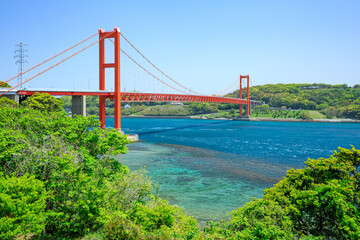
xmin=105 ymin=169 xmax=153 ymax=213
xmin=132 ymin=198 xmax=176 ymax=231
xmin=102 ymin=214 xmax=143 ymax=240
xmin=228 ymin=199 xmax=294 ymax=239
xmin=131 ymin=198 xmax=198 ymax=239
xmin=0 ymin=101 xmax=130 ymax=238
xmin=216 ymin=146 xmax=360 ymax=239
xmin=0 ymin=174 xmax=47 ymax=240
xmin=0 ymin=81 xmax=11 ymax=88
xmin=21 ymin=92 xmax=64 ymax=113
xmin=45 ymin=158 xmax=106 ymax=237
xmin=0 ymin=97 xmax=18 ymax=107
xmin=189 ymin=102 xmax=217 ymax=115
xmin=298 ymin=111 xmax=313 ymax=120
xmin=141 ymin=105 xmax=189 ymax=116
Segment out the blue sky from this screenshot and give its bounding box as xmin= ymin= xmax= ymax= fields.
xmin=0 ymin=0 xmax=359 ymax=95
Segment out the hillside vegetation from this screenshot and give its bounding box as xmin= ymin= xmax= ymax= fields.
xmin=227 ymin=83 xmax=360 ymax=119
xmin=1 ymin=94 xmax=359 ymax=239
xmin=61 ymin=83 xmax=360 ymax=119
xmin=0 ymin=94 xmax=197 ymax=239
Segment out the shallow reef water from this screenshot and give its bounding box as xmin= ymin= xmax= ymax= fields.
xmin=109 ymin=118 xmax=360 ymax=224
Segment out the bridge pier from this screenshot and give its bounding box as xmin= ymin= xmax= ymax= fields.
xmin=2 ymin=94 xmax=19 ymax=104
xmin=72 ymin=95 xmax=86 ymax=117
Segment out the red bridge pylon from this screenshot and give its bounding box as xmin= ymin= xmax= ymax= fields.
xmin=239 ymin=75 xmax=250 ymax=117
xmin=99 ymin=27 xmax=121 ymax=129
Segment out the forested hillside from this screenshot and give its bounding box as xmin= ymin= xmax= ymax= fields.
xmin=61 ymin=83 xmax=360 ymax=119
xmin=227 ymin=83 xmax=360 ymax=119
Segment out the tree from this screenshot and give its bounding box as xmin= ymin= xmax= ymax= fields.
xmin=188 ymin=102 xmax=217 ymax=115
xmin=203 ymin=147 xmax=360 ymax=239
xmin=0 ymin=102 xmax=199 ymax=239
xmin=0 ymin=174 xmax=47 ymax=240
xmin=22 ymin=92 xmax=64 ymax=112
xmin=341 ymin=105 xmax=360 ymax=119
xmin=0 ymin=103 xmax=130 ymax=238
xmin=0 ymin=81 xmax=11 ymax=88
xmin=0 ymin=97 xmax=17 ymax=108
xmin=261 ymin=146 xmax=360 ymax=238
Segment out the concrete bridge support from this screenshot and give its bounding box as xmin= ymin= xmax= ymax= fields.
xmin=2 ymin=94 xmax=19 ymax=104
xmin=72 ymin=95 xmax=86 ymax=117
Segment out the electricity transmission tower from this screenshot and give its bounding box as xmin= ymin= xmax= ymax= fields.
xmin=14 ymin=42 xmax=28 ymax=89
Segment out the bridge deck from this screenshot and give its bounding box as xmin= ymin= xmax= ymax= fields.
xmin=16 ymin=89 xmax=249 ymax=104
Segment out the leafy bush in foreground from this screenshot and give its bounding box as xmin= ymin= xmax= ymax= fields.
xmin=0 ymin=94 xmax=198 ymax=239
xmin=0 ymin=174 xmax=47 ymax=240
xmin=0 ymin=95 xmax=130 ymax=237
xmin=203 ymin=146 xmax=360 ymax=239
xmin=1 ymin=93 xmax=359 ymax=239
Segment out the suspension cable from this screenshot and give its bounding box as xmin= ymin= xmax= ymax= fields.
xmin=227 ymin=77 xmax=252 ymax=98
xmin=120 ymin=33 xmax=202 ymax=95
xmin=0 ymin=32 xmax=99 ymax=88
xmin=215 ymin=78 xmax=238 ymax=95
xmin=120 ymin=48 xmax=189 ymax=95
xmin=0 ymin=32 xmax=113 ymax=97
xmin=229 ymin=86 xmax=239 ymax=95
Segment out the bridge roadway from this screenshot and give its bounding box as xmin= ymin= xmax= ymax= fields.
xmin=3 ymin=88 xmax=256 ymax=128
xmin=16 ymin=89 xmax=249 ymax=104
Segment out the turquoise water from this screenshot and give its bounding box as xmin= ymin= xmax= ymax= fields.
xmin=107 ymin=118 xmax=360 ymax=224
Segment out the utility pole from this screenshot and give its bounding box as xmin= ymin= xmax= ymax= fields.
xmin=14 ymin=42 xmax=28 ymax=89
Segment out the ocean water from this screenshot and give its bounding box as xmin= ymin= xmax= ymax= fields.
xmin=107 ymin=118 xmax=360 ymax=224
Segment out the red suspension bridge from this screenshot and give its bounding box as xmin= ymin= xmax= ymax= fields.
xmin=1 ymin=27 xmax=253 ymax=130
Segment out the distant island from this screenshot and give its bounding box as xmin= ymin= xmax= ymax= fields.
xmin=62 ymin=83 xmax=360 ymax=120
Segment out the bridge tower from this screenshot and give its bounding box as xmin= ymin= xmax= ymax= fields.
xmin=99 ymin=27 xmax=121 ymax=129
xmin=239 ymin=75 xmax=250 ymax=117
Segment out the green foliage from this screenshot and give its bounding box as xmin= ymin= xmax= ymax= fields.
xmin=3 ymin=91 xmax=359 ymax=239
xmin=229 ymin=83 xmax=360 ymax=119
xmin=251 ymin=105 xmax=302 ymax=119
xmin=208 ymin=110 xmax=238 ymax=119
xmin=105 ymin=169 xmax=152 ymax=213
xmin=188 ymin=102 xmax=217 ymax=115
xmin=0 ymin=81 xmax=11 ymax=88
xmin=0 ymin=101 xmax=200 ymax=239
xmin=261 ymin=147 xmax=360 ymax=239
xmin=140 ymin=105 xmax=189 ymax=116
xmin=298 ymin=111 xmax=313 ymax=120
xmin=228 ymin=199 xmax=294 ymax=239
xmin=0 ymin=102 xmax=131 ymax=238
xmin=101 ymin=197 xmax=198 ymax=239
xmin=61 ymin=83 xmax=360 ymax=119
xmin=22 ymin=92 xmax=64 ymax=112
xmin=45 ymin=157 xmax=106 ymax=236
xmin=102 ymin=214 xmax=143 ymax=240
xmin=0 ymin=97 xmax=18 ymax=107
xmin=320 ymin=106 xmax=341 ymax=119
xmin=340 ymin=105 xmax=360 ymax=119
xmin=205 ymin=146 xmax=360 ymax=239
xmin=132 ymin=198 xmax=176 ymax=231
xmin=129 ymin=198 xmax=198 ymax=239
xmin=122 ymin=104 xmax=147 ymax=115
xmin=0 ymin=174 xmax=47 ymax=240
